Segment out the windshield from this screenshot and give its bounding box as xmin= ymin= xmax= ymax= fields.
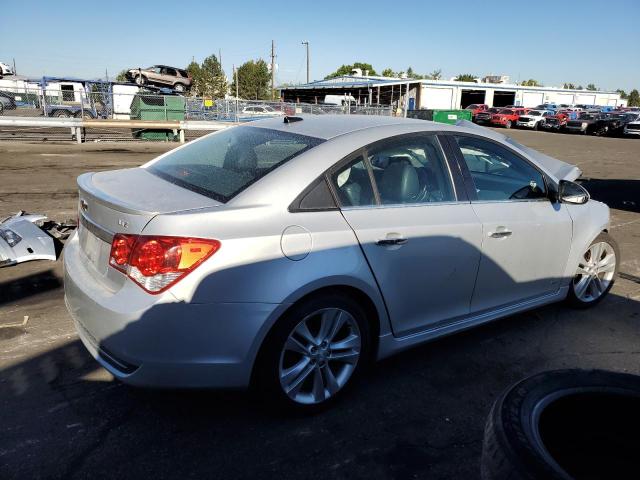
xmin=466 ymin=104 xmax=479 ymax=109
xmin=499 ymin=109 xmax=514 ymax=115
xmin=148 ymin=127 xmax=323 ymax=202
xmin=579 ymin=113 xmax=596 ymax=120
xmin=528 ymin=111 xmax=542 ymax=116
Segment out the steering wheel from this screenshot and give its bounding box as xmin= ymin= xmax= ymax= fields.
xmin=509 ymin=185 xmax=534 ymax=200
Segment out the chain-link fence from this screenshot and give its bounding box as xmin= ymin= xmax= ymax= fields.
xmin=0 ymin=82 xmax=393 ymax=141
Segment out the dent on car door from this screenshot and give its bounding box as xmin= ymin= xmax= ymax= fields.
xmin=330 ymin=134 xmax=483 ymax=337
xmin=449 ymin=135 xmax=573 ymax=313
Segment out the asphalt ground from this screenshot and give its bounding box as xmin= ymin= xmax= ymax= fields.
xmin=1 ymin=129 xmax=639 ymax=479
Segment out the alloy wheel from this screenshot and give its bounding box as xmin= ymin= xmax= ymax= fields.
xmin=279 ymin=308 xmax=361 ymax=405
xmin=573 ymin=241 xmax=616 ymax=302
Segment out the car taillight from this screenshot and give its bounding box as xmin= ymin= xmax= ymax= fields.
xmin=109 ymin=234 xmax=220 ymax=294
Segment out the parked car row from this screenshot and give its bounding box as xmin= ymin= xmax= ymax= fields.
xmin=466 ymin=103 xmax=640 ymax=137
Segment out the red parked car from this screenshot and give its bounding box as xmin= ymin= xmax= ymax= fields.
xmin=465 ymin=104 xmax=489 ymax=118
xmin=490 ymin=108 xmax=529 ymax=128
xmin=541 ymin=110 xmax=571 ymax=131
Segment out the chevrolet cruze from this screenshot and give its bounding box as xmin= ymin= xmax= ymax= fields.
xmin=64 ymin=115 xmax=619 ymax=410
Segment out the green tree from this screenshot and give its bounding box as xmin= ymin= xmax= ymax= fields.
xmin=427 ymin=69 xmax=442 ymax=80
xmin=521 ymin=79 xmax=542 ymax=87
xmin=231 ymin=59 xmax=270 ymax=100
xmin=586 ymin=83 xmax=598 ymax=91
xmin=186 ymin=61 xmax=202 ymax=93
xmin=381 ymin=68 xmax=395 ymax=77
xmin=454 ymin=74 xmax=477 ymax=82
xmin=628 ymin=89 xmax=640 ymax=107
xmin=616 ymin=89 xmax=628 ymax=99
xmin=563 ymin=83 xmax=576 ymax=89
xmin=577 ymin=85 xmax=584 ymax=90
xmin=187 ymin=55 xmax=227 ymax=98
xmin=115 ymin=70 xmax=128 ymax=82
xmin=406 ymin=67 xmax=418 ymax=78
xmin=325 ymin=62 xmax=377 ymax=79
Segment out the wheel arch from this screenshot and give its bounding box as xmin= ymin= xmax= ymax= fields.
xmin=248 ymin=281 xmax=387 ymax=386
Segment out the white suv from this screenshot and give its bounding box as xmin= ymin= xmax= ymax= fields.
xmin=623 ymin=113 xmax=640 ymax=137
xmin=517 ymin=110 xmax=554 ymax=130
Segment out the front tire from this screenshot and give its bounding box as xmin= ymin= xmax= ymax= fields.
xmin=254 ymin=292 xmax=371 ymax=411
xmin=566 ymin=232 xmax=619 ymax=308
xmin=505 ymin=120 xmax=512 ymax=129
xmin=135 ymin=75 xmax=146 ymax=86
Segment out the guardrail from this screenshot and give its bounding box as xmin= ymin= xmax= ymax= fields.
xmin=0 ymin=116 xmax=236 ymax=143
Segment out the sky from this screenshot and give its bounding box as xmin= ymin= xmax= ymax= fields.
xmin=1 ymin=0 xmax=639 ymax=92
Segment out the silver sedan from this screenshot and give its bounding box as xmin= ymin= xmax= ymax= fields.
xmin=64 ymin=115 xmax=618 ymax=410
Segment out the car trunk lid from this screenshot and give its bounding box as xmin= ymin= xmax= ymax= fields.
xmin=76 ymin=168 xmax=220 ymax=284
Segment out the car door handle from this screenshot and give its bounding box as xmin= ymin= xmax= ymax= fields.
xmin=489 ymin=228 xmax=512 ymax=238
xmin=376 ymin=237 xmax=408 ymax=246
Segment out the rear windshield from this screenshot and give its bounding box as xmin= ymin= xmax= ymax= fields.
xmin=147 ymin=126 xmax=323 ymax=202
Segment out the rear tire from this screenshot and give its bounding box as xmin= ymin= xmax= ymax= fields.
xmin=174 ymin=83 xmax=185 ymax=93
xmin=566 ymin=232 xmax=619 ymax=308
xmin=53 ymin=110 xmax=70 ymax=118
xmin=253 ymin=292 xmax=371 ymax=412
xmin=135 ymin=75 xmax=146 ymax=86
xmin=505 ymin=120 xmax=512 ymax=129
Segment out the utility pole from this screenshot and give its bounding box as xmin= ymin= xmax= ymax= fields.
xmin=270 ymin=40 xmax=276 ymax=100
xmin=234 ymin=64 xmax=239 ymax=121
xmin=301 ymin=41 xmax=309 ymax=83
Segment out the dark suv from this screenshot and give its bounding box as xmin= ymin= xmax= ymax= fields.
xmin=126 ymin=65 xmax=192 ymax=92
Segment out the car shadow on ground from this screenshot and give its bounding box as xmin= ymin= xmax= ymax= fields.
xmin=1 ymin=290 xmax=639 ymax=480
xmin=0 ymin=269 xmax=61 ymax=306
xmin=579 ymin=178 xmax=640 ymax=213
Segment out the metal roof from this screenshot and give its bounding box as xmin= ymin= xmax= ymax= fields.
xmin=284 ymin=75 xmax=619 ymax=95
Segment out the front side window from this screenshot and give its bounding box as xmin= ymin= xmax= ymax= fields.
xmin=453 ymin=136 xmax=547 ymax=201
xmin=148 ymin=127 xmax=323 ymax=202
xmin=367 ymin=135 xmax=455 ymax=205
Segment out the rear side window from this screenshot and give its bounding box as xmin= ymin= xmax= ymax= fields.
xmin=148 ymin=127 xmax=323 ymax=202
xmin=330 ymin=156 xmax=376 ymax=207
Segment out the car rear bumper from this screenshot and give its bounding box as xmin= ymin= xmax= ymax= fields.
xmin=63 ymin=233 xmax=280 ymax=389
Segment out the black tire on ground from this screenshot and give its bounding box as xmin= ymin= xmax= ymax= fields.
xmin=505 ymin=120 xmax=512 ymax=129
xmin=481 ymin=369 xmax=640 ymax=480
xmin=566 ymin=231 xmax=619 ymax=308
xmin=252 ymin=291 xmax=371 ymax=412
xmin=53 ymin=110 xmax=70 ymax=118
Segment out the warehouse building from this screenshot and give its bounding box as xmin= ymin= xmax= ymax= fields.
xmin=281 ymin=74 xmax=624 ymax=110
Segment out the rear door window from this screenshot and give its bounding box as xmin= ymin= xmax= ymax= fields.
xmin=148 ymin=127 xmax=323 ymax=202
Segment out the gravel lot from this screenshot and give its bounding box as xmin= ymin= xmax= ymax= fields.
xmin=1 ymin=130 xmax=639 ymax=479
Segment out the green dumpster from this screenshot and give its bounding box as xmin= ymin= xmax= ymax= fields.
xmin=407 ymin=109 xmax=472 ymax=125
xmin=130 ymin=94 xmax=185 ymax=141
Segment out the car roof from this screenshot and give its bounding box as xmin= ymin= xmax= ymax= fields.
xmin=247 ymin=114 xmax=429 ymax=140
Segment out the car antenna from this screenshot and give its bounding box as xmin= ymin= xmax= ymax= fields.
xmin=284 ymin=116 xmax=303 ymax=124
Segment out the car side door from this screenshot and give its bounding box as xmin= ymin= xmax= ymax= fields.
xmin=329 ymin=133 xmax=483 ymax=337
xmin=446 ymin=134 xmax=573 ymax=313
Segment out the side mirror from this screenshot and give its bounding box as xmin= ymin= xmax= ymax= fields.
xmin=558 ymin=180 xmax=590 ymax=204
